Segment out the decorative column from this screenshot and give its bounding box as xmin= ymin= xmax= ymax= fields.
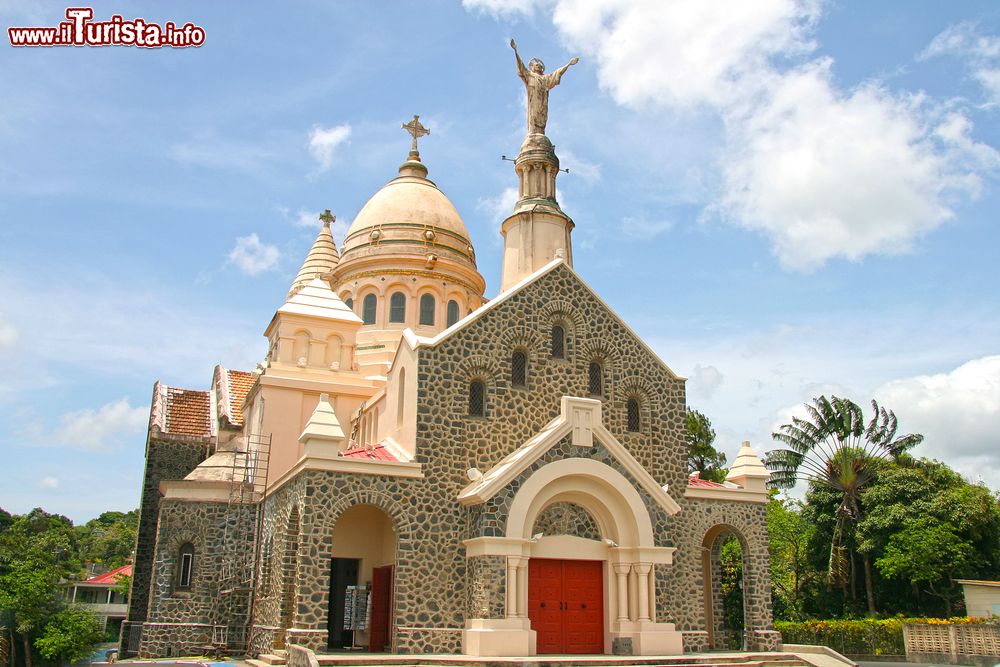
xmin=634 ymin=563 xmax=652 ymax=622
xmin=516 ymin=558 xmax=529 ymax=618
xmin=506 ymin=557 xmax=519 ymax=619
xmin=613 ymin=563 xmax=630 ymax=622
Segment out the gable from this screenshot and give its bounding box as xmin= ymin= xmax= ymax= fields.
xmin=458 ymin=396 xmax=681 ymax=516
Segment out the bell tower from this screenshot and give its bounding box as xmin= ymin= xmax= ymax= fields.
xmin=500 ymin=40 xmax=580 ymax=292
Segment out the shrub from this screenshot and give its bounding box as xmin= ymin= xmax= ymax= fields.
xmin=774 ymin=617 xmax=994 ymax=656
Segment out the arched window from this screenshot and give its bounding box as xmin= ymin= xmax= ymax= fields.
xmin=551 ymin=325 xmax=565 ymax=359
xmin=511 ymin=350 xmax=527 ymax=388
xmin=447 ymin=300 xmax=460 ymax=327
xmin=344 ymin=297 xmax=353 ymax=311
xmin=588 ymin=361 xmax=604 ymax=397
xmin=176 ymin=543 xmax=195 ymax=591
xmin=389 ymin=292 xmax=406 ymax=323
xmin=396 ymin=368 xmax=405 ymax=428
xmin=627 ymin=398 xmax=641 ymax=432
xmin=362 ymin=294 xmax=377 ymax=325
xmin=468 ymin=380 xmax=485 ymax=417
xmin=419 ymin=294 xmax=436 ymax=326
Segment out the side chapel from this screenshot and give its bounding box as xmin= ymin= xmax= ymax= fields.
xmin=122 ymin=43 xmax=778 ymax=659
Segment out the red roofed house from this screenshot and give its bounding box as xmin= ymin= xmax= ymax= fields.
xmin=68 ymin=565 xmax=133 ymax=639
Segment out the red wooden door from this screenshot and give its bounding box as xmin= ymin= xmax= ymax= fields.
xmin=528 ymin=559 xmax=604 ymax=654
xmin=368 ymin=565 xmax=394 ymax=652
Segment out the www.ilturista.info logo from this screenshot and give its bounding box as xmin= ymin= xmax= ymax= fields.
xmin=8 ymin=7 xmax=205 ymax=48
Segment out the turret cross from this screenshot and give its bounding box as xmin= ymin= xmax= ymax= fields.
xmin=319 ymin=209 xmax=336 ymax=226
xmin=402 ymin=115 xmax=430 ymax=152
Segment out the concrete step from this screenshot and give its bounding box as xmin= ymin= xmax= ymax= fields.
xmin=313 ymin=654 xmax=811 ymax=667
xmin=246 ymin=659 xmax=272 ymax=667
xmin=257 ymin=653 xmax=289 ymax=665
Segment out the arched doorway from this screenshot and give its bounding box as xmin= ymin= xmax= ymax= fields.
xmin=702 ymin=525 xmax=747 ymax=650
xmin=327 ymin=505 xmax=397 ymax=652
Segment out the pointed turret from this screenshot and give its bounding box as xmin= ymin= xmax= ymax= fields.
xmin=299 ymin=393 xmax=346 ymax=458
xmin=289 ymin=209 xmax=340 ymax=297
xmin=725 ymin=441 xmax=771 ymax=492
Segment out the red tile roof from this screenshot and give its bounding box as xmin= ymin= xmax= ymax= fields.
xmin=84 ymin=564 xmax=133 ymax=585
xmin=688 ymin=471 xmax=727 ymax=488
xmin=340 ymin=443 xmax=398 ymax=462
xmin=226 ymin=369 xmax=255 ymax=426
xmin=165 ymin=388 xmax=212 ymax=437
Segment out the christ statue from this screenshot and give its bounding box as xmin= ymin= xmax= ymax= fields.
xmin=511 ymin=39 xmax=579 ymax=136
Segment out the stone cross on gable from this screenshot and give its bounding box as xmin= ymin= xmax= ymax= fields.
xmin=401 ymin=115 xmax=430 ymax=153
xmin=319 ymin=209 xmax=335 ymax=227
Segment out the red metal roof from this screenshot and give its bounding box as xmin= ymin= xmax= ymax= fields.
xmin=84 ymin=564 xmax=133 ymax=585
xmin=688 ymin=471 xmax=727 ymax=488
xmin=340 ymin=444 xmax=398 ymax=462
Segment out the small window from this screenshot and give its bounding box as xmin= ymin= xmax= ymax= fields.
xmin=362 ymin=294 xmax=377 ymax=325
xmin=468 ymin=381 xmax=485 ymax=417
xmin=447 ymin=300 xmax=460 ymax=327
xmin=588 ymin=361 xmax=603 ymax=396
xmin=511 ymin=350 xmax=527 ymax=388
xmin=389 ymin=292 xmax=406 ymax=323
xmin=396 ymin=368 xmax=406 ymax=428
xmin=344 ymin=297 xmax=353 ymax=311
xmin=627 ymin=398 xmax=640 ymax=432
xmin=176 ymin=543 xmax=195 ymax=590
xmin=419 ymin=294 xmax=436 ymax=326
xmin=551 ymin=325 xmax=565 ymax=359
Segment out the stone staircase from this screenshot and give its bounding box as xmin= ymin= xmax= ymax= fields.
xmin=247 ymin=650 xmax=822 ymax=667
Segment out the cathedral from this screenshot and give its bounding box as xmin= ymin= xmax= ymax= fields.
xmin=122 ymin=45 xmax=779 ymax=660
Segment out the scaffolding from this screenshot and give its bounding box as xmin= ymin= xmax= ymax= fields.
xmin=214 ymin=430 xmax=272 ymax=656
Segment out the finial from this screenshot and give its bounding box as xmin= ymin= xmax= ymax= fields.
xmin=319 ymin=209 xmax=335 ymax=228
xmin=401 ymin=114 xmax=430 ymax=162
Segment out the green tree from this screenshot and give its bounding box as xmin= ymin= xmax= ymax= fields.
xmin=767 ymin=396 xmax=922 ymax=615
xmin=34 ymin=607 xmax=103 ymax=664
xmin=767 ymin=492 xmax=819 ymax=620
xmin=76 ymin=510 xmax=138 ymax=569
xmin=687 ymin=409 xmax=727 ymax=483
xmin=0 ymin=558 xmax=64 ymax=667
xmin=876 ymin=517 xmax=977 ymax=616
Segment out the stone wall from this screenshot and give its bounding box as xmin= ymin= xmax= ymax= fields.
xmin=532 ymin=501 xmax=601 ymax=540
xmin=236 ymin=262 xmax=775 ymax=657
xmin=124 ymin=436 xmax=211 ymax=655
xmin=139 ymin=498 xmax=256 ymax=657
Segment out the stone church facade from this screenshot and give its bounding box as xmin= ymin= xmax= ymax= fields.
xmin=123 ymin=69 xmax=778 ymax=659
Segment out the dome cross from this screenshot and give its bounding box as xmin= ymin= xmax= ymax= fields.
xmin=401 ymin=115 xmax=430 ymax=157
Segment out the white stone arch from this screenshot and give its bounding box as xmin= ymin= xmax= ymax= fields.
xmin=507 ymin=458 xmax=654 ymax=548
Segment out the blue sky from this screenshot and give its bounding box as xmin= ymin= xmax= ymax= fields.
xmin=1 ymin=0 xmax=998 ymax=522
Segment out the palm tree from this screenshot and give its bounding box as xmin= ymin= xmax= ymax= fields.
xmin=767 ymin=395 xmax=922 ymax=614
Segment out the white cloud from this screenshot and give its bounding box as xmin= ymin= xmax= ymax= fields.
xmin=39 ymin=476 xmax=60 ymax=489
xmin=477 ymin=186 xmax=519 ymax=224
xmin=719 ymin=64 xmax=997 ymax=270
xmin=462 ymin=0 xmax=537 ymax=18
xmin=688 ymin=364 xmax=724 ymax=400
xmin=51 ymin=398 xmax=149 ymax=452
xmin=875 ymin=356 xmax=1000 ymax=475
xmin=308 ymin=124 xmax=351 ymax=172
xmin=227 ymin=233 xmax=280 ymax=275
xmin=550 ymin=0 xmax=820 ymax=109
xmin=468 ymin=0 xmax=999 ymax=271
xmin=920 ymin=23 xmax=1000 ymax=105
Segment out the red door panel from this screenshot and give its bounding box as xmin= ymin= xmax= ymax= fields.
xmin=368 ymin=565 xmax=394 ymax=652
xmin=528 ymin=559 xmax=603 ymax=654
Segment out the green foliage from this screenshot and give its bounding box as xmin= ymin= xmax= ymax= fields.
xmin=719 ymin=537 xmax=745 ymax=649
xmin=0 ymin=507 xmax=138 ymax=667
xmin=775 ymin=618 xmax=906 ymax=655
xmin=33 ymin=607 xmax=103 ymax=663
xmin=767 ymin=491 xmax=818 ymax=621
xmin=686 ymin=409 xmax=727 ymax=483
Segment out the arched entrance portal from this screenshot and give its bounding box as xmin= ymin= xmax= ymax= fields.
xmin=702 ymin=525 xmax=747 ymax=650
xmin=327 ymin=505 xmax=397 ymax=652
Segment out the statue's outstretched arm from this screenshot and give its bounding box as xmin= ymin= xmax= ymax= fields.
xmin=550 ymin=56 xmax=579 ymax=85
xmin=510 ymin=38 xmax=528 ymax=78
